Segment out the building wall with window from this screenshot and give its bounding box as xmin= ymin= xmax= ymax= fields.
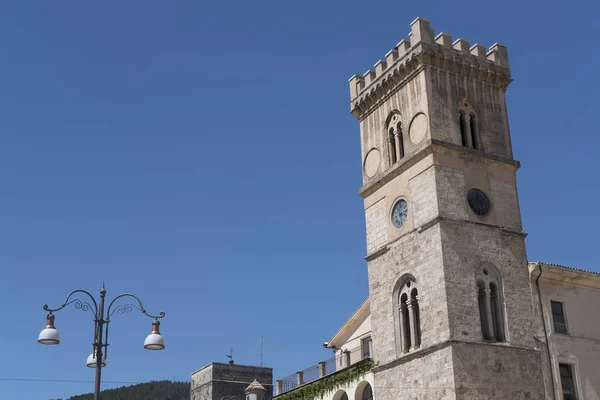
xmin=336 ymin=311 xmax=370 ymax=354
xmin=326 ymin=299 xmax=373 ymax=370
xmin=338 ymin=317 xmax=371 ymax=366
xmin=530 ymin=263 xmax=600 ymax=400
xmin=335 ymin=316 xmax=371 ymax=367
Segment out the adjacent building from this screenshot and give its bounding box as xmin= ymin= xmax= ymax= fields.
xmin=531 ymin=262 xmax=600 ymax=399
xmin=191 ymin=362 xmax=272 ymax=400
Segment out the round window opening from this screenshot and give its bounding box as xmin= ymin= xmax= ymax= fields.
xmin=391 ymin=199 xmax=408 ymax=228
xmin=467 ymin=189 xmax=491 ymax=216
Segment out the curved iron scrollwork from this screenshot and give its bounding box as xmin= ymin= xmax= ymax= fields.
xmin=106 ymin=293 xmax=165 ymax=322
xmin=108 ymin=303 xmax=137 ymax=318
xmin=73 ymin=299 xmax=96 ymax=316
xmin=43 ymin=289 xmax=99 ymax=318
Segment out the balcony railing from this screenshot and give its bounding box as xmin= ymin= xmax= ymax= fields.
xmin=275 ymin=345 xmax=370 ymax=396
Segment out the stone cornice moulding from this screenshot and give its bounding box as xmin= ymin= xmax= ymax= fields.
xmin=359 ymin=140 xmax=520 ymax=199
xmin=365 ymin=246 xmax=389 ymax=262
xmin=364 ymin=217 xmax=525 ymax=263
xmin=372 ymin=338 xmax=540 ymax=374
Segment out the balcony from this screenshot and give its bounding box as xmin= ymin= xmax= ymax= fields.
xmin=275 ymin=345 xmax=372 ymax=396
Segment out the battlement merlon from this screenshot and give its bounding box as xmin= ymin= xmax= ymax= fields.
xmin=349 ymin=17 xmax=511 ymax=114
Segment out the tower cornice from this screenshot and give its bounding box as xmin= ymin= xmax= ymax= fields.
xmin=349 ymin=18 xmax=511 ymax=121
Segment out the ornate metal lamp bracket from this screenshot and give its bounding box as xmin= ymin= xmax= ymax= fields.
xmin=43 ymin=289 xmax=99 ymax=319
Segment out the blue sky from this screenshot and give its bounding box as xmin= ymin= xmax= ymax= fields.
xmin=0 ymin=1 xmax=597 ymax=399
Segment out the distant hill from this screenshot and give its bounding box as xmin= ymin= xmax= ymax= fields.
xmin=51 ymin=380 xmax=190 ymax=400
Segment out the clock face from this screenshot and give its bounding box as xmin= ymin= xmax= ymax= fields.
xmin=467 ymin=189 xmax=491 ymax=216
xmin=392 ymin=199 xmax=408 ymax=228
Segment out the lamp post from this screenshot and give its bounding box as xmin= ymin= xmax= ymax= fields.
xmin=38 ymin=283 xmax=166 ymax=400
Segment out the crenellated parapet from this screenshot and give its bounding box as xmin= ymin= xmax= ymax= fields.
xmin=349 ymin=18 xmax=511 ymax=119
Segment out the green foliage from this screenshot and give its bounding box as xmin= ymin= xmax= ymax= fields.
xmin=52 ymin=380 xmax=190 ymax=400
xmin=276 ymin=360 xmax=374 ymax=400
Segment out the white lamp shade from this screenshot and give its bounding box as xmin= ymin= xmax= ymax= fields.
xmin=144 ymin=333 xmax=165 ymax=350
xmin=38 ymin=327 xmax=60 ymax=345
xmin=86 ymin=352 xmax=106 ymax=368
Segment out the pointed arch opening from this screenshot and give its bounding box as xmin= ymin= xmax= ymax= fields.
xmin=393 ymin=276 xmax=421 ymax=354
xmin=476 ymin=264 xmax=505 ymax=342
xmin=385 ymin=111 xmax=404 ymax=166
xmin=458 ymin=101 xmax=480 ymax=151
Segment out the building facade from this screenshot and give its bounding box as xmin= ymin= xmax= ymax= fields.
xmin=191 ymin=362 xmax=273 ymax=400
xmin=272 ymin=17 xmax=600 ymax=400
xmin=531 ymin=262 xmax=600 ymax=399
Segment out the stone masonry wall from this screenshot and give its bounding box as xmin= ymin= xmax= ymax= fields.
xmin=440 ymin=221 xmax=537 ymax=348
xmin=212 ymin=363 xmax=273 ymax=400
xmin=368 ymin=224 xmax=450 ymax=365
xmin=451 ymin=342 xmax=545 ymax=399
xmin=490 ymin=176 xmax=522 ymax=230
xmin=358 ymin=70 xmax=430 ymax=186
xmin=410 ymin=165 xmax=439 ymax=227
xmin=365 ymin=198 xmax=387 ymax=253
xmin=373 ymin=345 xmax=456 ymax=400
xmin=191 ymin=363 xmax=272 ymax=400
xmin=427 ymin=67 xmax=512 ymax=159
xmin=191 ymin=365 xmax=213 ymax=400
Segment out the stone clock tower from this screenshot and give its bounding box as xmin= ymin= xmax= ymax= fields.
xmin=350 ymin=18 xmax=546 ymax=399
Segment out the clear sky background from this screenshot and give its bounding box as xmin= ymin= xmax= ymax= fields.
xmin=0 ymin=1 xmax=597 ymax=399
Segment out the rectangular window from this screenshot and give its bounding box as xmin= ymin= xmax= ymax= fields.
xmin=559 ymin=364 xmax=577 ymax=400
xmin=551 ymin=301 xmax=568 ymax=334
xmin=362 ymin=336 xmax=373 ymax=359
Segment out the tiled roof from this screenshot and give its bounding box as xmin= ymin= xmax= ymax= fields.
xmin=531 ymin=261 xmax=600 ymax=276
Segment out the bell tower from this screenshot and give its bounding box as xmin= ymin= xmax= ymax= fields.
xmin=350 ymin=18 xmax=545 ymax=399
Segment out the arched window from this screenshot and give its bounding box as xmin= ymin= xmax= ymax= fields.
xmin=362 ymin=383 xmax=373 ymax=400
xmin=476 ymin=264 xmax=505 ymax=342
xmin=458 ymin=101 xmax=480 ymax=150
xmin=334 ymin=390 xmax=349 ymax=400
xmin=395 ymin=278 xmax=421 ymax=353
xmin=386 ymin=112 xmax=404 ymax=166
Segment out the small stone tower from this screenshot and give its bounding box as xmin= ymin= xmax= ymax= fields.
xmin=191 ymin=362 xmax=272 ymax=400
xmin=350 ymin=17 xmax=546 ymax=399
xmin=245 ymin=380 xmax=267 ymax=400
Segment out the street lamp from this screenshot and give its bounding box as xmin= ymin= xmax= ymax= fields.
xmin=38 ymin=283 xmax=166 ymax=400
